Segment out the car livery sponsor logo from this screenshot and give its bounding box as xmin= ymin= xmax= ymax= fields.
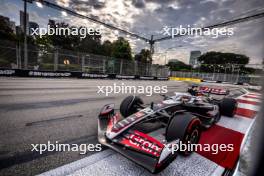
xmin=120 ymin=133 xmax=162 ymax=157
xmin=129 ymin=134 xmax=161 ymax=156
xmin=134 ymin=111 xmax=145 ymax=118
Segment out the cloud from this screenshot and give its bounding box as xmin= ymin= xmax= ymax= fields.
xmin=1 ymin=0 xmax=263 ymax=64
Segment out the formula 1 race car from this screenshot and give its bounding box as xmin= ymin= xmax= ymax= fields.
xmin=97 ymin=92 xmax=237 ymax=173
xmin=188 ymin=84 xmax=230 ymax=96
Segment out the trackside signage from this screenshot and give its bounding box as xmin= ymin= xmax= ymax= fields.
xmin=0 ymin=68 xmax=168 ymax=80
xmin=0 ymin=69 xmax=16 ymax=76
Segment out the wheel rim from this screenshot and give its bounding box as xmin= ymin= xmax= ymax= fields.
xmin=189 ymin=128 xmax=199 ymax=144
xmin=183 ymin=126 xmax=200 ymax=154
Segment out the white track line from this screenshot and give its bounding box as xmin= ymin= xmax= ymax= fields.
xmin=217 ymin=115 xmax=253 ymax=134
xmin=237 ymin=103 xmax=260 ymax=111
xmin=237 ymin=97 xmax=261 ymax=103
xmin=246 ymin=94 xmax=261 ymax=97
xmin=68 ymin=152 xmax=222 ymax=176
xmin=39 ymin=150 xmax=221 ymax=176
xmin=39 ymin=150 xmax=115 ymax=176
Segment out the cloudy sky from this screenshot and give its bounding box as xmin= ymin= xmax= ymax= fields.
xmin=0 ymin=0 xmax=263 ymax=65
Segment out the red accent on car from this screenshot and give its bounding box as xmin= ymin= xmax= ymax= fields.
xmin=133 ymin=130 xmax=164 ymax=148
xmin=119 ymin=130 xmax=164 ymax=157
xmin=199 ymin=86 xmax=228 ymax=95
xmin=100 ymin=104 xmax=114 ymax=116
xmin=187 ymin=118 xmax=201 ymax=132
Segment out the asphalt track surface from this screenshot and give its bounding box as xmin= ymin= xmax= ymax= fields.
xmin=0 ymin=77 xmax=192 ymax=176
xmin=0 ymin=77 xmax=261 ymax=176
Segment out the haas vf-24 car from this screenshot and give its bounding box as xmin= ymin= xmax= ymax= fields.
xmin=98 ymin=92 xmax=237 ymax=173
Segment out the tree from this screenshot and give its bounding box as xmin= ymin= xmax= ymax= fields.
xmin=167 ymin=60 xmax=192 ymax=71
xmin=36 ymin=20 xmax=102 ymax=54
xmin=198 ymin=51 xmax=249 ymax=65
xmin=198 ymin=51 xmax=250 ymax=73
xmin=134 ymin=49 xmax=151 ymax=63
xmin=45 ymin=20 xmax=80 ymax=50
xmin=0 ymin=17 xmax=16 ymax=41
xmin=101 ymin=40 xmax=113 ymax=56
xmin=111 ymin=37 xmax=132 ymax=60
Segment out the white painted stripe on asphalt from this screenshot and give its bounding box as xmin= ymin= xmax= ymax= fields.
xmin=38 ymin=142 xmax=225 ymax=176
xmin=217 ymin=115 xmax=253 ymax=134
xmin=237 ymin=97 xmax=261 ymax=103
xmin=67 ymin=152 xmax=222 ymax=176
xmin=247 ymin=93 xmax=261 ymax=97
xmin=237 ymin=103 xmax=260 ymax=111
xmin=38 ymin=150 xmax=115 ymax=176
xmin=248 ymin=93 xmax=261 ymax=96
xmin=211 ymin=166 xmax=225 ymax=176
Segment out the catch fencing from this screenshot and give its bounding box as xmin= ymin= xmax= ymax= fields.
xmin=0 ymin=40 xmax=169 ymax=77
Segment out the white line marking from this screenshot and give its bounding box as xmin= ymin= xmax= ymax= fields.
xmin=211 ymin=166 xmax=225 ymax=176
xmin=237 ymin=97 xmax=261 ymax=103
xmin=217 ymin=115 xmax=253 ymax=134
xmin=247 ymin=93 xmax=261 ymax=98
xmin=68 ymin=152 xmax=223 ymax=176
xmin=237 ymin=103 xmax=260 ymax=111
xmin=38 ymin=150 xmax=115 ymax=176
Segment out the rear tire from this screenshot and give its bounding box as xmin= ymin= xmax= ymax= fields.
xmin=120 ymin=95 xmax=143 ymax=117
xmin=165 ymin=112 xmax=201 ymax=155
xmin=219 ymin=98 xmax=237 ymax=117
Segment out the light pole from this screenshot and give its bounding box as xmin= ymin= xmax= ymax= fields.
xmin=23 ymin=0 xmax=28 ymax=69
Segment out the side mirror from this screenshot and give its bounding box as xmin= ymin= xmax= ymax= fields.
xmin=150 ymin=102 xmax=154 ymax=109
xmin=99 ymin=104 xmax=115 ymax=116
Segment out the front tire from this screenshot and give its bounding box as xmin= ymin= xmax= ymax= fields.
xmin=165 ymin=112 xmax=201 ymax=155
xmin=120 ymin=95 xmax=143 ymax=117
xmin=219 ymin=98 xmax=237 ymax=117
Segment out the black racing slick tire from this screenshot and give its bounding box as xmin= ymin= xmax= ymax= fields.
xmin=165 ymin=112 xmax=201 ymax=155
xmin=219 ymin=98 xmax=237 ymax=117
xmin=120 ymin=95 xmax=143 ymax=117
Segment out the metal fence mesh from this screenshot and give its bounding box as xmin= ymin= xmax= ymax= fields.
xmin=0 ymin=40 xmax=169 ymax=77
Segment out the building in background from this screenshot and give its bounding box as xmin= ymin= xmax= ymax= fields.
xmin=189 ymin=50 xmax=201 ymax=67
